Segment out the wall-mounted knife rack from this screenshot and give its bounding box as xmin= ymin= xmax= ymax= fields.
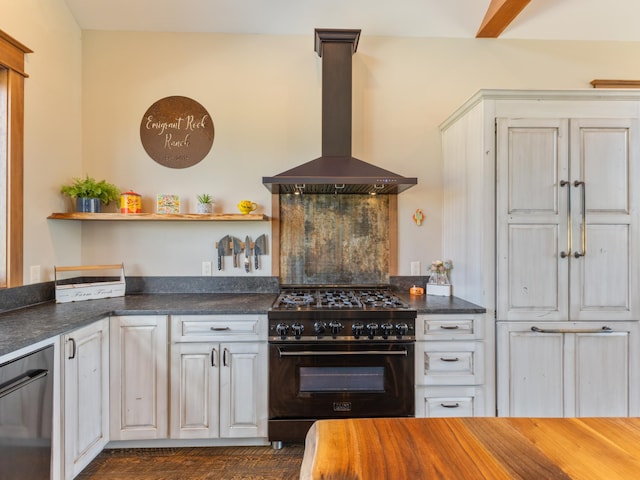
xmin=215 ymin=240 xmax=255 ymax=250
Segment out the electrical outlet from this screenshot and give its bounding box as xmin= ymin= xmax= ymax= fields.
xmin=410 ymin=261 xmax=421 ymax=276
xmin=30 ymin=265 xmax=41 ymax=284
xmin=201 ymin=261 xmax=212 ymax=276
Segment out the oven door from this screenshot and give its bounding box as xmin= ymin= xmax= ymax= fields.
xmin=269 ymin=341 xmax=414 ymax=420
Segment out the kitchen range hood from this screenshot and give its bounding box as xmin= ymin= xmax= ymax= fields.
xmin=263 ymin=29 xmax=417 ymax=195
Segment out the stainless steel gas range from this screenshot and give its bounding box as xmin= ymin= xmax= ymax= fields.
xmin=267 ymin=286 xmax=417 ymax=447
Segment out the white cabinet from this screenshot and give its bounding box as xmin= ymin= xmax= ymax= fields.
xmin=109 ymin=315 xmax=168 ymax=440
xmin=496 ymin=117 xmax=639 ymax=322
xmin=415 ymin=314 xmax=488 ymax=417
xmin=63 ymin=318 xmax=109 ymax=479
xmin=170 ymin=315 xmax=267 ymax=439
xmin=497 ymin=322 xmax=640 ymax=417
xmin=441 ymin=90 xmax=640 ymax=314
xmin=441 ymin=90 xmax=640 ymax=418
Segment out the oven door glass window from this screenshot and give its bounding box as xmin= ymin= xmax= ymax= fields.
xmin=299 ymin=366 xmax=384 ymax=392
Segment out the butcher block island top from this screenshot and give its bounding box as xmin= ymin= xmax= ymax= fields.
xmin=300 ymin=417 xmax=640 ymax=479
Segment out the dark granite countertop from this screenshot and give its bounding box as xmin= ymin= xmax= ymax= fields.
xmin=0 ymin=288 xmax=485 ymax=359
xmin=0 ymin=293 xmax=277 ymax=357
xmin=399 ymin=293 xmax=486 ymax=314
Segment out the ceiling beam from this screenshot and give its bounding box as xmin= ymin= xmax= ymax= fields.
xmin=476 ymin=0 xmax=531 ymax=38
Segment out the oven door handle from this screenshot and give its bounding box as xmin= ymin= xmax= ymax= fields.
xmin=278 ymin=348 xmax=409 ymax=357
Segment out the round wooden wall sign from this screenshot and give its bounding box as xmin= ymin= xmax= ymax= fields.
xmin=140 ymin=96 xmax=214 ymax=168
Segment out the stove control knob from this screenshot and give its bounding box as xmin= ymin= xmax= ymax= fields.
xmin=291 ymin=322 xmax=304 ymax=338
xmin=352 ymin=322 xmax=365 ymax=338
xmin=366 ymin=322 xmax=379 ymax=338
xmin=313 ymin=321 xmax=327 ymax=335
xmin=275 ymin=323 xmax=290 ymax=337
xmin=381 ymin=322 xmax=394 ymax=338
xmin=395 ymin=322 xmax=409 ymax=337
xmin=329 ymin=321 xmax=343 ymax=335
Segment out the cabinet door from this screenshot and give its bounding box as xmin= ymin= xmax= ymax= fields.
xmin=498 ymin=321 xmax=638 ymax=417
xmin=571 ymin=327 xmax=634 ymax=416
xmin=497 ymin=118 xmax=639 ymax=322
xmin=109 ymin=315 xmax=168 ymax=440
xmin=569 ymin=118 xmax=638 ymax=321
xmin=497 ymin=322 xmax=565 ymax=417
xmin=170 ymin=343 xmax=220 ymax=439
xmin=219 ymin=342 xmax=267 ymax=438
xmin=496 ymin=118 xmax=570 ymax=321
xmin=63 ymin=318 xmax=109 ymax=480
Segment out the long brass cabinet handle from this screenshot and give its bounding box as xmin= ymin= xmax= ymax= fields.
xmin=573 ymin=180 xmax=586 ymax=258
xmin=531 ymin=326 xmax=612 ymax=334
xmin=560 ymin=180 xmax=572 ymax=258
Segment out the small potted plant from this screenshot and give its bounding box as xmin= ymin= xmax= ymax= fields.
xmin=60 ymin=175 xmax=120 ymax=213
xmin=196 ymin=193 xmax=215 ymax=214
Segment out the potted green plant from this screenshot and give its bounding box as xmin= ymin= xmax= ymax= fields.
xmin=196 ymin=193 xmax=215 ymax=214
xmin=60 ymin=175 xmax=120 ymax=213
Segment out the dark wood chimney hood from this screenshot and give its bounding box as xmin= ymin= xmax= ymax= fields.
xmin=263 ymin=29 xmax=417 ymax=195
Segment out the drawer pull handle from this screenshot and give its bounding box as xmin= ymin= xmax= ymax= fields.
xmin=440 ymin=403 xmax=460 ymax=408
xmin=210 ymin=326 xmax=231 ymax=331
xmin=440 ymin=325 xmax=460 ymax=330
xmin=531 ymin=326 xmax=612 ymax=334
xmin=440 ymin=357 xmax=460 ymax=362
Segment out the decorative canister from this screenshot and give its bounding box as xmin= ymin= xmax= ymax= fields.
xmin=120 ymin=191 xmax=142 ymax=213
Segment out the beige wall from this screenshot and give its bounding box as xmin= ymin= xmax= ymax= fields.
xmin=7 ymin=0 xmax=640 ymax=282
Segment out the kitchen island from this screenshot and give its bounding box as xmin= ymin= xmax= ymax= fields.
xmin=301 ymin=416 xmax=640 ymax=479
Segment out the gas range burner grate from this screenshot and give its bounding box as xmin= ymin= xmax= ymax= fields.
xmin=359 ymin=291 xmax=406 ymax=308
xmin=277 ymin=291 xmax=316 ymax=308
xmin=318 ymin=291 xmax=362 ymax=308
xmin=274 ymin=287 xmax=410 ymax=311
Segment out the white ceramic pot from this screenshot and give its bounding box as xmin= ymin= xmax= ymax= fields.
xmin=197 ymin=203 xmax=213 ymax=214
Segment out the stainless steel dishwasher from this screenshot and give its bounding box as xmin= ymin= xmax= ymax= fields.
xmin=0 ymin=344 xmax=54 ymax=480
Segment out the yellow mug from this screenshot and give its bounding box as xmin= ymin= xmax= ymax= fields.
xmin=237 ymin=200 xmax=258 ymax=214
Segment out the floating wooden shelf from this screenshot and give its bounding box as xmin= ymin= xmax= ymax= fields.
xmin=590 ymin=79 xmax=640 ymax=89
xmin=48 ymin=212 xmax=268 ymax=221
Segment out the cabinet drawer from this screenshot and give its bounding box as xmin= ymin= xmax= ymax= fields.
xmin=171 ymin=315 xmax=266 ymax=342
xmin=416 ymin=341 xmax=484 ymax=385
xmin=415 ymin=386 xmax=484 ymax=418
xmin=417 ymin=314 xmax=484 ymax=340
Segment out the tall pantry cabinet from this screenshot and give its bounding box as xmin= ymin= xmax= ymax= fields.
xmin=440 ymin=90 xmax=640 ymax=418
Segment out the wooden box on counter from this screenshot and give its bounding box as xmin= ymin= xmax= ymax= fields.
xmin=55 ymin=264 xmax=126 ymax=303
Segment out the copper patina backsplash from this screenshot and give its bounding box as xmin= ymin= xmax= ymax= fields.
xmin=279 ymin=194 xmax=390 ymax=285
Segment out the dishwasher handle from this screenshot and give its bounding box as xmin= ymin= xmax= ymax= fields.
xmin=0 ymin=369 xmax=49 ymax=399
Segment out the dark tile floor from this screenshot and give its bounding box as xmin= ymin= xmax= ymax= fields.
xmin=76 ymin=444 xmax=305 ymax=480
